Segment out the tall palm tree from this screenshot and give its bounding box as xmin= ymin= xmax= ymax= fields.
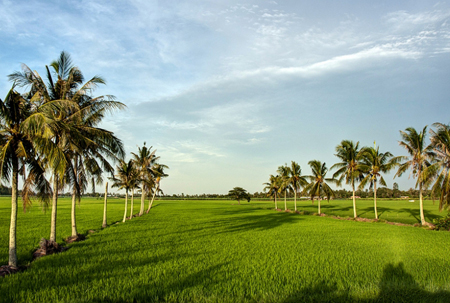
xmin=10 ymin=51 xmax=125 ymax=241
xmin=331 ymin=140 xmax=364 ymax=218
xmin=359 ymin=146 xmax=402 ymax=219
xmin=129 ymin=170 xmax=140 ymax=219
xmin=132 ymin=143 xmax=159 ymax=216
xmin=428 ymin=123 xmax=450 ymax=211
xmin=111 ymin=160 xmax=139 ymax=223
xmin=0 ymin=86 xmax=60 ymax=267
xmin=147 ymin=163 xmax=169 ymax=212
xmin=288 ymin=161 xmax=308 ymax=212
xmin=304 ymin=160 xmax=336 ymax=215
xmin=395 ymin=127 xmax=432 ymax=225
xmin=277 ymin=165 xmax=290 ymax=211
xmin=263 ymin=174 xmax=281 ymax=209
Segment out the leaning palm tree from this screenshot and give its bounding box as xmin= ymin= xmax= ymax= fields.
xmin=277 ymin=165 xmax=290 ymax=211
xmin=395 ymin=127 xmax=432 ymax=225
xmin=147 ymin=163 xmax=169 ymax=212
xmin=288 ymin=161 xmax=308 ymax=211
xmin=359 ymin=146 xmax=402 ymax=219
xmin=428 ymin=123 xmax=450 ymax=211
xmin=110 ymin=160 xmax=139 ymax=223
xmin=0 ymin=86 xmax=61 ymax=267
xmin=331 ymin=140 xmax=364 ymax=218
xmin=263 ymin=174 xmax=281 ymax=209
xmin=304 ymin=160 xmax=336 ymax=215
xmin=132 ymin=143 xmax=159 ymax=216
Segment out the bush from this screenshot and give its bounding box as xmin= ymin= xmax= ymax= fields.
xmin=433 ymin=213 xmax=450 ymax=231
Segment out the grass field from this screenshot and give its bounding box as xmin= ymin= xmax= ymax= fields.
xmin=1 ymin=197 xmax=450 ymax=302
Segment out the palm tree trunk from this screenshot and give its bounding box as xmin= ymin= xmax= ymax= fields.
xmin=129 ymin=189 xmax=134 ymax=220
xmin=102 ymin=182 xmax=108 ymax=228
xmin=139 ymin=182 xmax=145 ymax=216
xmin=419 ymin=183 xmax=426 ymax=225
xmin=374 ymin=181 xmax=378 ymax=220
xmin=123 ymin=190 xmax=128 ymax=223
xmin=284 ymin=191 xmax=287 ymax=210
xmin=275 ymin=193 xmax=278 ymax=209
xmin=318 ymin=197 xmax=321 ymax=214
xmin=294 ymin=188 xmax=297 ymax=211
xmin=352 ymin=183 xmax=357 ymax=218
xmin=71 ymin=186 xmax=77 ymax=237
xmin=9 ymin=157 xmax=18 ymax=267
xmin=147 ymin=183 xmax=158 ymax=212
xmin=50 ymin=174 xmax=58 ymax=242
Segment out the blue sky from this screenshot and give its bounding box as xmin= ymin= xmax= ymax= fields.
xmin=1 ymin=0 xmax=450 ymax=194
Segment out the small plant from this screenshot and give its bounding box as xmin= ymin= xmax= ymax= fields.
xmin=433 ymin=213 xmax=450 ymax=231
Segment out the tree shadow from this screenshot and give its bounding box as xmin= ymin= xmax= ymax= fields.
xmin=399 ymin=208 xmax=441 ymax=223
xmin=283 ymin=262 xmax=450 ymax=302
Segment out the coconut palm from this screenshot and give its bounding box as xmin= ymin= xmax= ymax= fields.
xmin=263 ymin=174 xmax=281 ymax=209
xmin=129 ymin=171 xmax=140 ymax=219
xmin=359 ymin=146 xmax=402 ymax=219
xmin=132 ymin=143 xmax=159 ymax=216
xmin=304 ymin=160 xmax=336 ymax=215
xmin=0 ymin=86 xmax=61 ymax=267
xmin=395 ymin=127 xmax=432 ymax=225
xmin=288 ymin=161 xmax=308 ymax=212
xmin=428 ymin=123 xmax=450 ymax=211
xmin=277 ymin=165 xmax=291 ymax=211
xmin=111 ymin=160 xmax=139 ymax=223
xmin=10 ymin=51 xmax=125 ymax=241
xmin=331 ymin=140 xmax=364 ymax=218
xmin=147 ymin=163 xmax=169 ymax=212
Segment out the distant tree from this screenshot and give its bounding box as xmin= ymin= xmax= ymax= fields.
xmin=277 ymin=165 xmax=290 ymax=211
xmin=147 ymin=163 xmax=169 ymax=213
xmin=110 ymin=160 xmax=139 ymax=223
xmin=263 ymin=175 xmax=281 ymax=209
xmin=331 ymin=140 xmax=364 ymax=218
xmin=304 ymin=160 xmax=336 ymax=215
xmin=228 ymin=187 xmax=251 ymax=205
xmin=287 ymin=161 xmax=308 ymax=211
xmin=359 ymin=146 xmax=402 ymax=219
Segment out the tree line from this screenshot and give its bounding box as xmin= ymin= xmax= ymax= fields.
xmin=263 ymin=126 xmax=450 ymax=226
xmin=0 ymin=52 xmax=167 ymax=270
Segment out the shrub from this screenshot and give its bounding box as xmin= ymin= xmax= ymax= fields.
xmin=433 ymin=213 xmax=450 ymax=231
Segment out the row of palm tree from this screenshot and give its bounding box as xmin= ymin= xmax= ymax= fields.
xmin=1 ymin=52 xmax=125 ymax=268
xmin=264 ymin=123 xmax=450 ymax=226
xmin=110 ymin=143 xmax=168 ymax=222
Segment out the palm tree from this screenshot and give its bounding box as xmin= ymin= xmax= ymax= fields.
xmin=304 ymin=160 xmax=336 ymax=215
xmin=0 ymin=86 xmax=60 ymax=267
xmin=111 ymin=160 xmax=139 ymax=223
xmin=331 ymin=140 xmax=364 ymax=218
xmin=395 ymin=127 xmax=432 ymax=225
xmin=359 ymin=146 xmax=402 ymax=219
xmin=288 ymin=161 xmax=308 ymax=212
xmin=263 ymin=174 xmax=281 ymax=209
xmin=147 ymin=163 xmax=169 ymax=212
xmin=129 ymin=170 xmax=140 ymax=219
xmin=428 ymin=123 xmax=450 ymax=211
xmin=10 ymin=51 xmax=125 ymax=241
xmin=132 ymin=143 xmax=159 ymax=216
xmin=277 ymin=165 xmax=290 ymax=211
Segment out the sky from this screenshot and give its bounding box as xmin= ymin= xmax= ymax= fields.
xmin=1 ymin=0 xmax=450 ymax=195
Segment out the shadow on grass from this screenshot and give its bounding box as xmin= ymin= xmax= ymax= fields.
xmin=284 ymin=262 xmax=450 ymax=303
xmin=399 ymin=208 xmax=441 ymax=223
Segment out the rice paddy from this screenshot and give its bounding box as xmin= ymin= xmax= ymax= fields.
xmin=1 ymin=197 xmax=450 ymax=302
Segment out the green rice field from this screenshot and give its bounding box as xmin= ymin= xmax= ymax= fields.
xmin=1 ymin=197 xmax=450 ymax=302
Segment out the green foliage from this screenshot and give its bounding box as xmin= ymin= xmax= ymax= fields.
xmin=228 ymin=187 xmax=251 ymax=203
xmin=433 ymin=213 xmax=450 ymax=231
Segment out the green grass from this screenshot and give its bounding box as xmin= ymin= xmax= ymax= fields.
xmin=1 ymin=197 xmax=450 ymax=302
